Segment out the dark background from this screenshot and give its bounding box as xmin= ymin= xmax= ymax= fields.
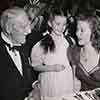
xmin=0 ymin=0 xmax=100 ymax=13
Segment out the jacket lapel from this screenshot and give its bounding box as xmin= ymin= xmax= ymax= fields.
xmin=0 ymin=39 xmax=24 ymax=79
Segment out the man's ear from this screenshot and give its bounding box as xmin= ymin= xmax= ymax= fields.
xmin=5 ymin=21 xmax=12 ymax=34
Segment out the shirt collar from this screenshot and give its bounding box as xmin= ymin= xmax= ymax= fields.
xmin=1 ymin=32 xmax=21 ymax=47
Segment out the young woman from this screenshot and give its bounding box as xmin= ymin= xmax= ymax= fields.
xmin=30 ymin=7 xmax=74 ymax=99
xmin=70 ymin=13 xmax=100 ymax=91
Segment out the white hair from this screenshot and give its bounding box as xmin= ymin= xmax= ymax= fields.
xmin=0 ymin=7 xmax=28 ymax=31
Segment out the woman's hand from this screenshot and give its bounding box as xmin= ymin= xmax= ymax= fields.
xmin=31 ymin=63 xmax=65 ymax=72
xmin=53 ymin=64 xmax=65 ymax=72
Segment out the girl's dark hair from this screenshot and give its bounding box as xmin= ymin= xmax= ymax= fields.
xmin=40 ymin=34 xmax=55 ymax=54
xmin=66 ymin=16 xmax=79 ymax=46
xmin=40 ymin=6 xmax=67 ymax=53
xmin=48 ymin=6 xmax=67 ymax=22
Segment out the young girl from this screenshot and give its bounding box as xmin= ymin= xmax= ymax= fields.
xmin=30 ymin=7 xmax=74 ymax=99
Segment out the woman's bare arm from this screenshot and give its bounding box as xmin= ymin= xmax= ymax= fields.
xmin=32 ymin=64 xmax=65 ymax=72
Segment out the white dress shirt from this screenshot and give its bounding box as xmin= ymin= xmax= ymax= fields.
xmin=1 ymin=32 xmax=23 ymax=76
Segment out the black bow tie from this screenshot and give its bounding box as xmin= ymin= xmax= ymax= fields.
xmin=9 ymin=46 xmax=21 ymax=51
xmin=1 ymin=38 xmax=21 ymax=51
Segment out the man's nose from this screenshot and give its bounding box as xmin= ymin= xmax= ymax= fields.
xmin=24 ymin=25 xmax=31 ymax=35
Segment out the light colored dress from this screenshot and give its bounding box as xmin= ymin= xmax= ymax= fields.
xmin=31 ymin=33 xmax=74 ymax=97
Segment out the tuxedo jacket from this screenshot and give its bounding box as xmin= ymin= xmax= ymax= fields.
xmin=0 ymin=36 xmax=37 ymax=100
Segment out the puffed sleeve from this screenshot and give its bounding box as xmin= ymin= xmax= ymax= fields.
xmin=31 ymin=41 xmax=44 ymax=67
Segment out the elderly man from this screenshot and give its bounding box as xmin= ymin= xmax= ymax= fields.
xmin=0 ymin=7 xmax=37 ymax=100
